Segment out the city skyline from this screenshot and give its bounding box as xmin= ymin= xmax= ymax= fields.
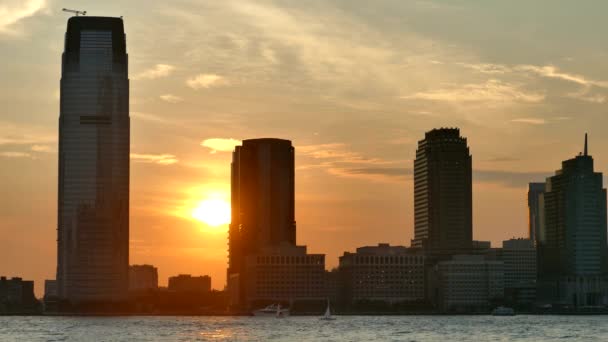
xmin=4 ymin=1 xmax=608 ymax=297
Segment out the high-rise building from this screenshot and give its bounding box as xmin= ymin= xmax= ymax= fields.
xmin=537 ymin=134 xmax=608 ymax=306
xmin=57 ymin=16 xmax=130 ymax=303
xmin=528 ymin=183 xmax=545 ymax=243
xmin=129 ymin=265 xmax=158 ymax=291
xmin=412 ymin=128 xmax=472 ymax=252
xmin=227 ymin=139 xmax=324 ymax=307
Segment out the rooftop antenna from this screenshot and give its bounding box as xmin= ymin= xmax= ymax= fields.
xmin=62 ymin=8 xmax=87 ymax=16
xmin=584 ymin=132 xmax=588 ymax=156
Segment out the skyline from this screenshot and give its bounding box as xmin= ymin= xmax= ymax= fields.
xmin=4 ymin=1 xmax=608 ymax=297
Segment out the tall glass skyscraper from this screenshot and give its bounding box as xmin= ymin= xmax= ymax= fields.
xmin=412 ymin=128 xmax=472 ymax=252
xmin=537 ymin=135 xmax=608 ymax=306
xmin=57 ymin=17 xmax=130 ymax=303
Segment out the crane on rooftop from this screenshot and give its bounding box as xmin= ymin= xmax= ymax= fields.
xmin=62 ymin=8 xmax=86 ymax=16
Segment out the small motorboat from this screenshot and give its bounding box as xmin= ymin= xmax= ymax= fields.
xmin=492 ymin=306 xmax=515 ymax=316
xmin=252 ymin=303 xmax=290 ymax=317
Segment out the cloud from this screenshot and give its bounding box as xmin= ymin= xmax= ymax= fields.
xmin=402 ymin=79 xmax=545 ymax=103
xmin=186 ymin=74 xmax=229 ymax=89
xmin=132 ymin=64 xmax=175 ymax=80
xmin=298 ymin=143 xmax=383 ymax=164
xmin=0 ymin=0 xmax=45 ymax=35
xmin=201 ymin=138 xmax=241 ymax=153
xmin=0 ymin=151 xmax=31 ymax=158
xmin=0 ymin=122 xmax=55 ymax=145
xmin=515 ymin=65 xmax=608 ymax=88
xmin=474 ymin=170 xmax=550 ymax=188
xmin=159 ymin=94 xmax=183 ymax=103
xmin=131 ymin=153 xmax=178 ymax=165
xmin=31 ymin=144 xmax=55 ymax=153
xmin=510 ymin=118 xmax=546 ymax=125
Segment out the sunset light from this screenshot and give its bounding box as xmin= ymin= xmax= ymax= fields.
xmin=191 ymin=198 xmax=231 ymax=227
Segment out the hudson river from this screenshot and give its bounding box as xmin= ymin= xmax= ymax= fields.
xmin=1 ymin=315 xmax=607 ymax=341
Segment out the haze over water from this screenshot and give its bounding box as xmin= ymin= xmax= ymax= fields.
xmin=1 ymin=316 xmax=607 ymax=341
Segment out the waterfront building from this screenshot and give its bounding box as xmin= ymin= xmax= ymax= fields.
xmin=537 ymin=135 xmax=608 ymax=306
xmin=129 ymin=265 xmax=158 ymax=291
xmin=168 ymin=275 xmax=211 ymax=293
xmin=412 ymin=128 xmax=473 ymax=252
xmin=503 ymin=238 xmax=537 ymax=307
xmin=0 ymin=277 xmax=38 ymax=313
xmin=431 ymin=255 xmax=504 ymax=312
xmin=339 ymin=244 xmax=426 ymax=304
xmin=56 ymin=16 xmax=130 ymax=303
xmin=528 ymin=183 xmax=545 ymax=244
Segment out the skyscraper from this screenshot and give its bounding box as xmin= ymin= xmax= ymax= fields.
xmin=528 ymin=182 xmax=545 ymax=244
xmin=412 ymin=128 xmax=472 ymax=252
xmin=57 ymin=16 xmax=130 ymax=303
xmin=537 ymin=134 xmax=608 ymax=306
xmin=228 ymin=138 xmax=296 ymax=273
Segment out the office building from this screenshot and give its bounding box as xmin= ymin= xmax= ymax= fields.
xmin=339 ymin=244 xmax=425 ymax=304
xmin=503 ymin=238 xmax=537 ymax=307
xmin=0 ymin=277 xmax=38 ymax=313
xmin=431 ymin=255 xmax=504 ymax=312
xmin=168 ymin=275 xmax=211 ymax=293
xmin=537 ymin=134 xmax=608 ymax=306
xmin=56 ymin=16 xmax=130 ymax=303
xmin=528 ymin=183 xmax=545 ymax=244
xmin=129 ymin=265 xmax=158 ymax=291
xmin=412 ymin=128 xmax=473 ymax=252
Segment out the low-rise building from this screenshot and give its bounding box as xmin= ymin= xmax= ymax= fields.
xmin=129 ymin=265 xmax=158 ymax=291
xmin=244 ymin=245 xmax=325 ymax=306
xmin=0 ymin=277 xmax=39 ymax=313
xmin=339 ymin=244 xmax=426 ymax=304
xmin=431 ymin=255 xmax=504 ymax=312
xmin=168 ymin=274 xmax=211 ymax=293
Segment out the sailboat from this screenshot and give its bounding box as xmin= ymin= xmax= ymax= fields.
xmin=320 ymin=300 xmax=336 ymax=320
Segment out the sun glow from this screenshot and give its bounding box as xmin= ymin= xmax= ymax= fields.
xmin=192 ymin=198 xmax=231 ymax=227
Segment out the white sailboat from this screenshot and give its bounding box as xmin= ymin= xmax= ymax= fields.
xmin=320 ymin=300 xmax=336 ymax=320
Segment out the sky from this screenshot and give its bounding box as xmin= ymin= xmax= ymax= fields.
xmin=2 ymin=0 xmax=608 ymax=296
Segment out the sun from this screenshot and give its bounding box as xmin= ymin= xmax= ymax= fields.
xmin=192 ymin=198 xmax=231 ymax=227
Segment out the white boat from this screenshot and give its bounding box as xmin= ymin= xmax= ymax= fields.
xmin=320 ymin=300 xmax=336 ymax=321
xmin=252 ymin=304 xmax=290 ymax=317
xmin=492 ymin=306 xmax=515 ymax=316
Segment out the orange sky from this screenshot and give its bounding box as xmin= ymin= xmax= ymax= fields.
xmin=2 ymin=0 xmax=608 ymax=296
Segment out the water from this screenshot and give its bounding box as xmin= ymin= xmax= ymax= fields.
xmin=0 ymin=315 xmax=607 ymax=341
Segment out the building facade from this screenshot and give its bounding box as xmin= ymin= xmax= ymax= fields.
xmin=503 ymin=239 xmax=537 ymax=307
xmin=412 ymin=128 xmax=472 ymax=252
xmin=528 ymin=183 xmax=545 ymax=244
xmin=431 ymin=255 xmax=504 ymax=312
xmin=168 ymin=275 xmax=211 ymax=293
xmin=339 ymin=244 xmax=426 ymax=304
xmin=537 ymin=135 xmax=608 ymax=306
xmin=129 ymin=265 xmax=158 ymax=291
xmin=0 ymin=277 xmax=38 ymax=313
xmin=57 ymin=16 xmax=130 ymax=303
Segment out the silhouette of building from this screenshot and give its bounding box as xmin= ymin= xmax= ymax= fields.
xmin=502 ymin=238 xmax=536 ymax=308
xmin=412 ymin=128 xmax=472 ymax=252
xmin=339 ymin=244 xmax=426 ymax=304
xmin=129 ymin=265 xmax=158 ymax=291
xmin=528 ymin=183 xmax=545 ymax=244
xmin=430 ymin=255 xmax=504 ymax=312
xmin=537 ymin=134 xmax=608 ymax=306
xmin=56 ymin=16 xmax=130 ymax=303
xmin=168 ymin=275 xmax=211 ymax=293
xmin=227 ymin=138 xmax=325 ymax=308
xmin=0 ymin=277 xmax=39 ymax=313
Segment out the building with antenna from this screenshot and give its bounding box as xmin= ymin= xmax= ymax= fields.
xmin=537 ymin=134 xmax=608 ymax=307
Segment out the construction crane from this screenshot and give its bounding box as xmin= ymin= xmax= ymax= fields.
xmin=62 ymin=8 xmax=86 ymax=16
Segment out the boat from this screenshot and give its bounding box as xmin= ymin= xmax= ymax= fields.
xmin=320 ymin=300 xmax=336 ymax=321
xmin=252 ymin=304 xmax=290 ymax=317
xmin=492 ymin=306 xmax=515 ymax=316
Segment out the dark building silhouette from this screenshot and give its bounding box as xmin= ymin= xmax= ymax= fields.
xmin=528 ymin=183 xmax=545 ymax=244
xmin=227 ymin=139 xmax=324 ymax=308
xmin=412 ymin=128 xmax=472 ymax=252
xmin=168 ymin=275 xmax=211 ymax=293
xmin=129 ymin=265 xmax=158 ymax=291
xmin=57 ymin=16 xmax=130 ymax=303
xmin=537 ymin=134 xmax=608 ymax=306
xmin=0 ymin=277 xmax=39 ymax=314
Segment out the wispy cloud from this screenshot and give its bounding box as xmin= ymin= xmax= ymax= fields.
xmin=0 ymin=151 xmax=31 ymax=158
xmin=31 ymin=144 xmax=55 ymax=153
xmin=0 ymin=122 xmax=55 ymax=145
xmin=201 ymin=138 xmax=241 ymax=153
xmin=402 ymin=79 xmax=545 ymax=103
xmin=510 ymin=118 xmax=546 ymax=125
xmin=132 ymin=64 xmax=175 ymax=80
xmin=0 ymin=0 xmax=46 ymax=35
xmin=516 ymin=65 xmax=608 ymax=88
xmin=186 ymin=74 xmax=229 ymax=89
xmin=131 ymin=153 xmax=178 ymax=165
xmin=159 ymin=94 xmax=183 ymax=103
